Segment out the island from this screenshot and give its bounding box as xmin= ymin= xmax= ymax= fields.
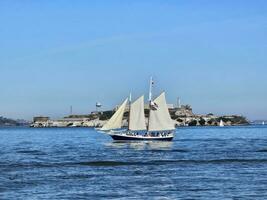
xmin=30 ymin=104 xmax=249 ymax=128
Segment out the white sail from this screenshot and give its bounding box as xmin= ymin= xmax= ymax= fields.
xmin=101 ymin=98 xmax=128 ymax=131
xmin=148 ymin=92 xmax=175 ymax=131
xmin=129 ymin=95 xmax=146 ymax=131
xmin=219 ymin=120 xmax=224 ymax=127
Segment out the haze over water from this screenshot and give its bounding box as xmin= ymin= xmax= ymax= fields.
xmin=1 ymin=126 xmax=267 ymax=199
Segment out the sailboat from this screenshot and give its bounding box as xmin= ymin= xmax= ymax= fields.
xmin=263 ymin=121 xmax=265 ymax=126
xmin=99 ymin=78 xmax=175 ymax=141
xmin=219 ymin=119 xmax=224 ymax=127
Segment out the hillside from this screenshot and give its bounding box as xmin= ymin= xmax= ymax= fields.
xmin=0 ymin=116 xmax=29 ymax=127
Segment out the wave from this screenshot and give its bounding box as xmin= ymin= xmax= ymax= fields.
xmin=2 ymin=158 xmax=267 ymax=169
xmin=77 ymin=161 xmax=142 ymax=166
xmin=16 ymin=150 xmax=47 ymax=155
xmin=76 ymin=158 xmax=267 ymax=166
xmin=256 ymin=149 xmax=267 ymax=152
xmin=148 ymin=149 xmax=189 ymax=153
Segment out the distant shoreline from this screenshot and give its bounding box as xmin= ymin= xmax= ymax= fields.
xmin=1 ymin=104 xmax=256 ymax=128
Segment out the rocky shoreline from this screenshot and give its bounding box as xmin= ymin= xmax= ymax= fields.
xmin=31 ymin=105 xmax=249 ymax=128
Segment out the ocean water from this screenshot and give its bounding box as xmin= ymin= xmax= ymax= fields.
xmin=0 ymin=126 xmax=267 ymax=200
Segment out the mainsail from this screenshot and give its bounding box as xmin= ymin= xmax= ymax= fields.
xmin=129 ymin=96 xmax=146 ymax=131
xmin=101 ymin=98 xmax=128 ymax=131
xmin=148 ymin=92 xmax=175 ymax=131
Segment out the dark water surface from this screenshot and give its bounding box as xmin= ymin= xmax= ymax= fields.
xmin=1 ymin=126 xmax=267 ymax=199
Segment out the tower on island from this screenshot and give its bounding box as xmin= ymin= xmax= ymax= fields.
xmin=177 ymin=97 xmax=181 ymax=109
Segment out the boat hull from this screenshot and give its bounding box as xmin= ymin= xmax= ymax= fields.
xmin=110 ymin=134 xmax=173 ymax=141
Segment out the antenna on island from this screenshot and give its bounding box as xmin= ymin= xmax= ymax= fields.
xmin=70 ymin=105 xmax=73 ymax=115
xmin=177 ymin=97 xmax=181 ymax=108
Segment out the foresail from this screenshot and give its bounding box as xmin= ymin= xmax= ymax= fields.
xmin=129 ymin=96 xmax=146 ymax=131
xmin=148 ymin=92 xmax=175 ymax=131
xmin=101 ymin=98 xmax=128 ymax=131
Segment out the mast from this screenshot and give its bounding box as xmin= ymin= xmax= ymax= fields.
xmin=147 ymin=77 xmax=153 ymax=131
xmin=128 ymin=92 xmax=132 ymax=130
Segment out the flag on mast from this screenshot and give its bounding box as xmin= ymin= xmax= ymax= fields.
xmin=150 ymin=101 xmax=158 ymax=110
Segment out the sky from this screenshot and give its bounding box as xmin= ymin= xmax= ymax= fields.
xmin=0 ymin=0 xmax=267 ymax=120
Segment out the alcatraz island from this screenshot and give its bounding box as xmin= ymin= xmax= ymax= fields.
xmin=30 ymin=102 xmax=249 ymax=128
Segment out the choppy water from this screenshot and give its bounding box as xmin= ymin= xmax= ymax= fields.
xmin=1 ymin=126 xmax=267 ymax=199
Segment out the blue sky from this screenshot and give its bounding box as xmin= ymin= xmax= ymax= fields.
xmin=0 ymin=0 xmax=267 ymax=120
